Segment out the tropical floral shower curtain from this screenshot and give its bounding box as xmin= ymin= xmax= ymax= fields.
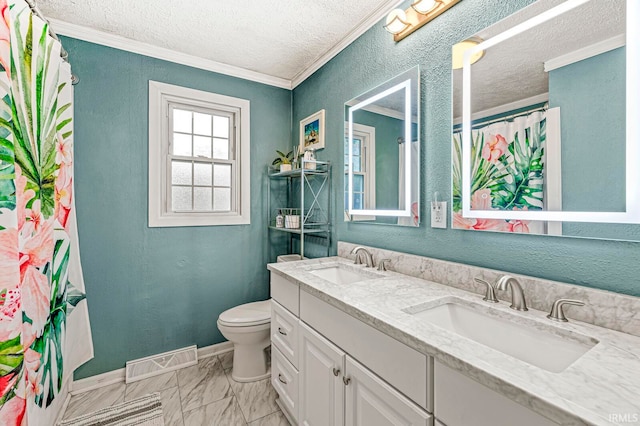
xmin=452 ymin=111 xmax=548 ymax=234
xmin=0 ymin=0 xmax=93 ymax=424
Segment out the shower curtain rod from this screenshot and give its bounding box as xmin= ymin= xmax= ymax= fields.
xmin=24 ymin=0 xmax=79 ymax=85
xmin=471 ymin=104 xmax=548 ymax=129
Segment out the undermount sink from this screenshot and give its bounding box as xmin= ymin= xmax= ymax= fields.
xmin=309 ymin=264 xmax=382 ymax=285
xmin=408 ymin=299 xmax=598 ymax=373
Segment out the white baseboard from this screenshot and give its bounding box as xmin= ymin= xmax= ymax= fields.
xmin=71 ymin=341 xmax=234 ymax=394
xmin=70 ymin=368 xmax=126 ymax=395
xmin=198 ymin=341 xmax=234 ymax=359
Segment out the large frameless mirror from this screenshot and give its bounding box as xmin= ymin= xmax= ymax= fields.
xmin=452 ymin=0 xmax=640 ymax=240
xmin=345 ymin=66 xmax=420 ymax=226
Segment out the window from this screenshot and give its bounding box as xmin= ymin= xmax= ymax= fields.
xmin=149 ymin=81 xmax=250 ymax=227
xmin=344 ymin=123 xmax=375 ymax=220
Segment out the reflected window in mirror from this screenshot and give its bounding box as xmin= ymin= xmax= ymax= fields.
xmin=344 ymin=124 xmax=376 ymax=219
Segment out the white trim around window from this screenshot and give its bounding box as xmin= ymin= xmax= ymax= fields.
xmin=149 ymin=81 xmax=250 ymax=227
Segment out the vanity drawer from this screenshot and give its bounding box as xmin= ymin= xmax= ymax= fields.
xmin=271 ymin=300 xmax=300 ymax=368
xmin=271 ymin=273 xmax=300 ymax=316
xmin=300 ymin=290 xmax=432 ymax=412
xmin=272 ymin=345 xmax=299 ymax=422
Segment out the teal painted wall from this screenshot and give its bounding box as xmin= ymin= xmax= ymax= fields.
xmin=549 ymin=47 xmax=626 ymax=212
xmin=292 ymin=0 xmax=640 ymax=297
xmin=548 ymin=48 xmax=638 ymax=240
xmin=62 ymin=37 xmax=292 ymax=378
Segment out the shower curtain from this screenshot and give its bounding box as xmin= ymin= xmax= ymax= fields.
xmin=0 ymin=0 xmax=93 ymax=425
xmin=452 ymin=110 xmax=550 ymax=234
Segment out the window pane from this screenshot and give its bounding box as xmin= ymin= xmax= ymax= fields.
xmin=173 ymin=133 xmax=192 ymax=156
xmin=213 ymin=138 xmax=229 ymax=159
xmin=352 ymin=139 xmax=361 ymax=155
xmin=353 ymin=193 xmax=363 ymax=210
xmin=194 ymin=163 xmax=212 ymax=186
xmin=214 ymin=188 xmax=231 ymax=211
xmin=172 ymin=161 xmax=192 ymax=185
xmin=194 ymin=187 xmax=212 ymax=210
xmin=194 ymin=136 xmax=212 ymax=158
xmin=353 ymin=175 xmax=364 ymax=192
xmin=213 ymin=116 xmax=229 ymax=138
xmin=173 ymin=109 xmax=192 ymax=133
xmin=172 ymin=186 xmax=192 ymax=211
xmin=214 ymin=164 xmax=231 ymax=187
xmin=193 ymin=112 xmax=212 ymax=136
xmin=352 ymin=155 xmax=361 ymax=172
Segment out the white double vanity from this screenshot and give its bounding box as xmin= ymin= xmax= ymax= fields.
xmin=267 ymin=242 xmax=640 ymax=426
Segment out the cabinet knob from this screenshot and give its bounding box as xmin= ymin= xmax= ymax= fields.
xmin=332 ymin=368 xmax=340 ymax=377
xmin=277 ymin=327 xmax=287 ymax=336
xmin=278 ymin=374 xmax=287 ymax=385
xmin=343 ymin=376 xmax=351 ymax=386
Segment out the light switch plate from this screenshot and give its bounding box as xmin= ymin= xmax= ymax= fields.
xmin=431 ymin=201 xmax=447 ymax=228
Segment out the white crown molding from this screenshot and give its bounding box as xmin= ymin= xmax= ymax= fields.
xmin=290 ymin=0 xmax=404 ymax=88
xmin=48 ymin=19 xmax=293 ymax=90
xmin=544 ymin=34 xmax=625 ymax=72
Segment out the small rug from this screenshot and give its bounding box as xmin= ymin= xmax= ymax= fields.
xmin=59 ymin=393 xmax=164 ymax=426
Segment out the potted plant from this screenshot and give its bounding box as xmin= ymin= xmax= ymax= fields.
xmin=272 ymin=150 xmax=293 ymax=172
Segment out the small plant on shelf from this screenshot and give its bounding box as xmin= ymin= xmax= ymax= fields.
xmin=272 ymin=150 xmax=293 ymax=171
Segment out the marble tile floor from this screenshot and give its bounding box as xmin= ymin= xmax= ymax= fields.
xmin=62 ymin=350 xmax=289 ymax=426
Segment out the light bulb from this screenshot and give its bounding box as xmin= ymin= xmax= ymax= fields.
xmin=384 ymin=9 xmax=410 ymax=35
xmin=452 ymin=38 xmax=485 ymax=70
xmin=411 ymin=0 xmax=438 ymax=14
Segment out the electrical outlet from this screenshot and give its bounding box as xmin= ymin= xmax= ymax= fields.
xmin=431 ymin=201 xmax=447 ymax=228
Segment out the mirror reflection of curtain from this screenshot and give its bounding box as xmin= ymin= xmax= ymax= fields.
xmin=397 ymin=141 xmax=419 ymax=226
xmin=0 ymin=1 xmax=93 ymax=424
xmin=452 ymin=109 xmax=561 ymax=234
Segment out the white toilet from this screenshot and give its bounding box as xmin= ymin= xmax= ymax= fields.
xmin=217 ymin=300 xmax=271 ymax=382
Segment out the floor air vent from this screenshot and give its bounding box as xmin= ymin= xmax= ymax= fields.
xmin=125 ymin=345 xmax=198 ymax=383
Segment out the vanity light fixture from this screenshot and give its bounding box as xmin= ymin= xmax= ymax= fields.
xmin=385 ymin=0 xmax=461 ymax=42
xmin=384 ymin=9 xmax=410 ymax=35
xmin=411 ymin=0 xmax=438 ymax=14
xmin=452 ymin=37 xmax=485 ymax=69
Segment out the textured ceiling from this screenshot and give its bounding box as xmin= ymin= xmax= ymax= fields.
xmin=453 ymin=0 xmax=625 ymax=118
xmin=37 ymin=0 xmax=399 ymax=82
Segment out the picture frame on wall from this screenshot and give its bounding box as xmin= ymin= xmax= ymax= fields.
xmin=299 ymin=109 xmax=325 ymax=152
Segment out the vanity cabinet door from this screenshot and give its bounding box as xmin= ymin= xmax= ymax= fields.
xmin=434 ymin=361 xmax=557 ymax=426
xmin=299 ymin=322 xmax=346 ymax=426
xmin=345 ymin=356 xmax=432 ymax=426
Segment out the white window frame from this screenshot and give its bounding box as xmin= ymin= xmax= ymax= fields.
xmin=345 ymin=122 xmax=376 ymax=221
xmin=149 ymin=81 xmax=250 ymax=227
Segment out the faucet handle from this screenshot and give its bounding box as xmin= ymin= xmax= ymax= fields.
xmin=353 ymin=254 xmax=363 ymax=265
xmin=547 ymin=299 xmax=585 ymax=322
xmin=474 ymin=277 xmax=499 ymax=303
xmin=377 ymin=259 xmax=391 ymax=271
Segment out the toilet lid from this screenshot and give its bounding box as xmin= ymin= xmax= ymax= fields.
xmin=218 ymin=300 xmax=271 ymax=326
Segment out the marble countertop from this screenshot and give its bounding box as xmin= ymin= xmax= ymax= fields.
xmin=267 ymin=256 xmax=640 ymax=426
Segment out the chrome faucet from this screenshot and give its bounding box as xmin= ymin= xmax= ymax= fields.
xmin=495 ymin=275 xmax=528 ymax=311
xmin=351 ymin=246 xmax=374 ymax=268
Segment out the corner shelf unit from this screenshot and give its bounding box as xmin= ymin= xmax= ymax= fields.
xmin=267 ymin=160 xmax=331 ymax=259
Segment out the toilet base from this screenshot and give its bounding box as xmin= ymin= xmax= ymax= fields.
xmin=230 ymin=341 xmax=271 ymax=382
xmin=231 ymin=369 xmax=271 ymax=383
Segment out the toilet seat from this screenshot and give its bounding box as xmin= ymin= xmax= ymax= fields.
xmin=218 ymin=300 xmax=271 ymax=327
